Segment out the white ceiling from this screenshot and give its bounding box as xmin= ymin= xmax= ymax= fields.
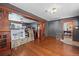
xmin=11 ymin=3 xmax=79 ymax=21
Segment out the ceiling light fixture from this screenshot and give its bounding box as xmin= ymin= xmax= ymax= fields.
xmin=45 ymin=7 xmax=57 ymax=14
xmin=51 ymin=7 xmax=57 ymax=13
xmin=45 ymin=4 xmax=60 ymax=15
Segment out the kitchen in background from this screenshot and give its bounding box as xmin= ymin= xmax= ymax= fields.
xmin=9 ymin=12 xmax=37 ymax=48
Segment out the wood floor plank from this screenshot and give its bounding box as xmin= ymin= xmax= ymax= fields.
xmin=11 ymin=37 xmax=79 ymax=56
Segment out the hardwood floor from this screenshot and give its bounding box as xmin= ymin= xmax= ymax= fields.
xmin=11 ymin=37 xmax=79 ymax=56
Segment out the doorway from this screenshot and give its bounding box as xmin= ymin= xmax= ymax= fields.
xmin=62 ymin=19 xmax=75 ymax=41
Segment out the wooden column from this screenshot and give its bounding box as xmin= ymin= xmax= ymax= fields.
xmin=37 ymin=22 xmax=46 ymax=42
xmin=0 ymin=6 xmax=11 ymax=56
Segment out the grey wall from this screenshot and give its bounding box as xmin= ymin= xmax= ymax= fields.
xmin=45 ymin=16 xmax=79 ymax=37
xmin=30 ymin=23 xmax=38 ymax=31
xmin=45 ymin=20 xmax=62 ymax=37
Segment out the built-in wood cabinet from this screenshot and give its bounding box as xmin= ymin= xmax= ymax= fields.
xmin=0 ymin=32 xmax=11 ymax=50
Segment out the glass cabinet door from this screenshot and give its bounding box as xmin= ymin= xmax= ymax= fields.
xmin=0 ymin=32 xmax=10 ymax=50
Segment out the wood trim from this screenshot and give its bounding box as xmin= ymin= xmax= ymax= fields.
xmin=0 ymin=3 xmax=47 ymax=23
